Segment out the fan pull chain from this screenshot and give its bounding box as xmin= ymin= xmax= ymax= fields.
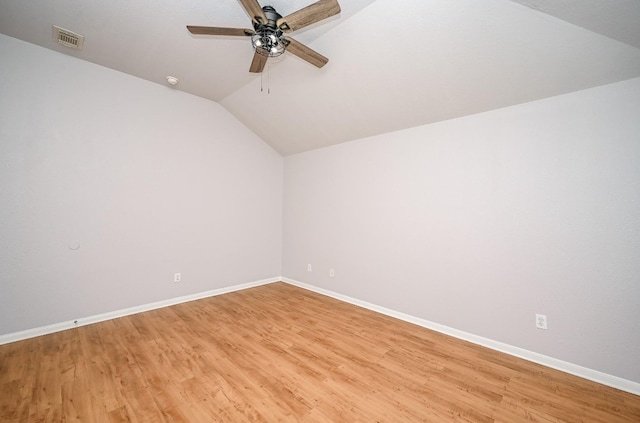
xmin=259 ymin=62 xmax=272 ymax=94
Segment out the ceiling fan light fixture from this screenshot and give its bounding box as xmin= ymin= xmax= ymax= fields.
xmin=249 ymin=5 xmax=287 ymax=58
xmin=251 ymin=30 xmax=286 ymax=57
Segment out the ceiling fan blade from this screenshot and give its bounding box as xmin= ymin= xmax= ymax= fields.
xmin=277 ymin=0 xmax=341 ymax=32
xmin=249 ymin=51 xmax=268 ymax=73
xmin=284 ymin=37 xmax=328 ymax=68
xmin=238 ymin=0 xmax=268 ymax=24
xmin=187 ymin=26 xmax=253 ymax=36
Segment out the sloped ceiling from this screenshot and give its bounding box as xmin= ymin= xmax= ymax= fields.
xmin=2 ymin=0 xmax=640 ymax=155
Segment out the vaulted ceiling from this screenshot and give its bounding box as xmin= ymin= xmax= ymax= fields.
xmin=2 ymin=0 xmax=640 ymax=155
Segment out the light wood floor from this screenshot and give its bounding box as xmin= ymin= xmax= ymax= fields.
xmin=1 ymin=282 xmax=639 ymax=422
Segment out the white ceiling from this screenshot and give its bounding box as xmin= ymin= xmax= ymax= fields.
xmin=2 ymin=0 xmax=640 ymax=155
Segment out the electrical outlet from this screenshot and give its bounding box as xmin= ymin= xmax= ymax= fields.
xmin=329 ymin=268 xmax=335 ymax=277
xmin=307 ymin=264 xmax=312 ymax=272
xmin=536 ymin=314 xmax=547 ymax=330
xmin=174 ymin=273 xmax=181 ymax=283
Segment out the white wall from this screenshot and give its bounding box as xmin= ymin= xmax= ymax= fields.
xmin=0 ymin=34 xmax=283 ymax=335
xmin=283 ymin=77 xmax=640 ymax=383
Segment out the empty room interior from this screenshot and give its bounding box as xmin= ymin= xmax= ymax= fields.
xmin=1 ymin=0 xmax=640 ymax=421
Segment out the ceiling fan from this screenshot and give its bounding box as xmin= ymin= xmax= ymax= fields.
xmin=187 ymin=0 xmax=341 ymax=73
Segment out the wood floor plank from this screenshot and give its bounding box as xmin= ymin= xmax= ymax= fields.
xmin=1 ymin=282 xmax=639 ymax=422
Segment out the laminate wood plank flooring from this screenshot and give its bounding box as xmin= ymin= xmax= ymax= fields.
xmin=1 ymin=282 xmax=639 ymax=422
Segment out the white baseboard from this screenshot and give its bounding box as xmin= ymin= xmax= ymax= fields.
xmin=0 ymin=276 xmax=280 ymax=346
xmin=281 ymin=277 xmax=640 ymax=396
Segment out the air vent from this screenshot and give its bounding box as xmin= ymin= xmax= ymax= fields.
xmin=53 ymin=25 xmax=84 ymax=50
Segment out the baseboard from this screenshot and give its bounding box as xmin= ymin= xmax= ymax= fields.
xmin=0 ymin=276 xmax=280 ymax=346
xmin=281 ymin=277 xmax=640 ymax=396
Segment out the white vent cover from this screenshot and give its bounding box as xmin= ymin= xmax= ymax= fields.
xmin=53 ymin=25 xmax=84 ymax=50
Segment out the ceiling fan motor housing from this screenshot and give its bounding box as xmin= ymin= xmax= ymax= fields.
xmin=260 ymin=6 xmax=282 ymax=27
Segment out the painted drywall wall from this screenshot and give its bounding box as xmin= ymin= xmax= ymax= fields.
xmin=0 ymin=34 xmax=283 ymax=335
xmin=282 ymin=77 xmax=640 ymax=383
